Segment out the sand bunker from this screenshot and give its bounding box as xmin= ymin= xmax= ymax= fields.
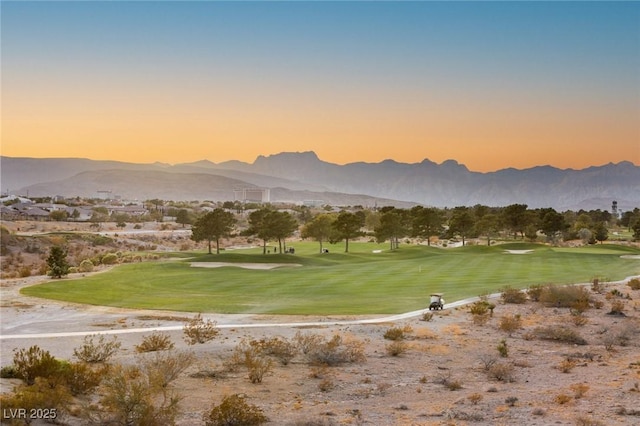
xmin=620 ymin=255 xmax=640 ymax=260
xmin=190 ymin=262 xmax=302 ymax=270
xmin=504 ymin=249 xmax=534 ymax=254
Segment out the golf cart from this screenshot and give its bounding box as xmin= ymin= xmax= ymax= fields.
xmin=429 ymin=293 xmax=445 ymax=310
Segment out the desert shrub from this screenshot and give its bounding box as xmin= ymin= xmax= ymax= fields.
xmin=435 ymin=370 xmax=463 ymax=391
xmin=554 ymin=393 xmax=572 ymax=405
xmin=609 ymin=300 xmax=625 ymax=315
xmin=539 ymin=285 xmax=591 ymax=309
xmin=12 ymin=345 xmax=66 ymax=385
xmin=527 ymin=284 xmax=545 ymax=302
xmin=73 ymin=334 xmax=121 ymax=363
xmin=591 ymin=278 xmax=606 ymax=294
xmin=499 ymin=314 xmax=522 ymax=336
xmin=533 ymin=325 xmax=587 ymax=345
xmin=421 ymin=311 xmax=434 ymax=321
xmin=204 ymin=394 xmax=268 ymax=426
xmin=0 ymin=365 xmax=18 ymax=379
xmin=468 ymin=393 xmax=483 ymax=405
xmin=101 ymin=252 xmax=118 ymax=265
xmin=570 ymin=312 xmax=589 ymax=326
xmin=478 ymin=353 xmax=498 ymax=371
xmin=63 ymin=361 xmax=105 ymax=396
xmin=96 ymin=363 xmax=181 ymax=426
xmin=141 ymin=350 xmax=195 ymax=388
xmin=293 ymin=331 xmax=324 ymax=355
xmin=228 ymin=340 xmax=273 ymax=384
xmin=628 ymin=278 xmax=640 ymax=290
xmin=19 ymin=266 xmax=32 ymax=278
xmin=383 ymin=326 xmax=409 ymax=341
xmin=469 ymin=300 xmax=494 ymax=325
xmin=78 ymin=259 xmax=94 ymax=272
xmin=385 ymin=341 xmax=407 ymax=357
xmin=318 ymin=378 xmax=334 ymax=392
xmin=497 ymin=339 xmax=509 ymax=357
xmin=488 ymin=362 xmax=515 ymax=382
xmin=305 ymin=334 xmax=366 ymax=366
xmin=136 ymin=332 xmax=175 ymax=353
xmin=250 ymin=336 xmax=298 ymax=366
xmin=183 ymin=313 xmax=219 ymax=345
xmin=557 ymin=358 xmax=578 ymax=373
xmin=570 ymin=383 xmax=589 ymax=399
xmin=501 ymin=287 xmax=527 ymax=304
xmin=505 ymin=396 xmax=518 ymax=407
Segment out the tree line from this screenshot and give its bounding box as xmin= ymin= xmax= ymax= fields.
xmin=190 ymin=204 xmax=640 ymax=254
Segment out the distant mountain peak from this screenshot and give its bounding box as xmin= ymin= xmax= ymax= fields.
xmin=254 ymin=151 xmax=320 ymax=163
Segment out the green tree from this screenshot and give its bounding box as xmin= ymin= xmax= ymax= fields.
xmin=593 ymin=222 xmax=608 ymax=244
xmin=502 ymin=204 xmax=529 ymax=239
xmin=411 ymin=206 xmax=444 ymax=246
xmin=269 ymin=211 xmax=298 ymax=254
xmin=176 ymin=209 xmax=191 ymax=228
xmin=301 ymin=214 xmax=336 ymax=253
xmin=47 ymin=246 xmax=69 ymax=278
xmin=632 ymin=219 xmax=640 ymax=241
xmin=475 ymin=213 xmax=500 ymax=246
xmin=191 ymin=209 xmax=237 ymax=254
xmin=539 ymin=208 xmax=568 ymax=243
xmin=248 ymin=208 xmax=275 ymax=254
xmin=375 ymin=208 xmax=408 ymax=250
xmin=332 ymin=211 xmax=364 ymax=253
xmin=448 ymin=207 xmax=474 ymax=246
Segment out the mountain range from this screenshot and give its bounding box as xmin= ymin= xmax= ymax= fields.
xmin=1 ymin=152 xmax=639 ymax=211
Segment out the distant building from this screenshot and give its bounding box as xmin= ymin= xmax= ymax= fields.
xmin=234 ymin=188 xmax=270 ymax=203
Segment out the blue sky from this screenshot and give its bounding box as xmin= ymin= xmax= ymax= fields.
xmin=2 ymin=1 xmax=639 ymax=170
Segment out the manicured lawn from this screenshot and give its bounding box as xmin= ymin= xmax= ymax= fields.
xmin=22 ymin=243 xmax=640 ymax=315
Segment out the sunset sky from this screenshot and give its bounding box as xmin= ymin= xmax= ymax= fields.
xmin=2 ymin=1 xmax=639 ymax=172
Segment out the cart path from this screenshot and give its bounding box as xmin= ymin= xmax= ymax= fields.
xmin=0 ymin=297 xmax=485 ymax=340
xmin=2 ymin=275 xmax=638 ymax=340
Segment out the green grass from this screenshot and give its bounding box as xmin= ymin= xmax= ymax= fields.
xmin=22 ymin=242 xmax=640 ymax=315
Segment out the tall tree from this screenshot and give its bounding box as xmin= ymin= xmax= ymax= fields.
xmin=411 ymin=206 xmax=444 ymax=246
xmin=191 ymin=208 xmax=236 ymax=254
xmin=176 ymin=209 xmax=192 ymax=228
xmin=502 ymin=204 xmax=529 ymax=239
xmin=47 ymin=246 xmax=69 ymax=278
xmin=448 ymin=207 xmax=474 ymax=246
xmin=539 ymin=208 xmax=568 ymax=243
xmin=332 ymin=211 xmax=364 ymax=253
xmin=475 ymin=213 xmax=500 ymax=246
xmin=269 ymin=210 xmax=298 ymax=254
xmin=301 ymin=214 xmax=336 ymax=253
xmin=248 ymin=208 xmax=274 ymax=254
xmin=593 ymin=222 xmax=609 ymax=244
xmin=375 ymin=208 xmax=408 ymax=250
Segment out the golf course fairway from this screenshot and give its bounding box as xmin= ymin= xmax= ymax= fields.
xmin=21 ymin=243 xmax=640 ymax=315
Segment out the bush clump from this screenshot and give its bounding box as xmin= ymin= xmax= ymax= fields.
xmin=539 ymin=285 xmax=591 ymax=309
xmin=501 ymin=287 xmax=528 ymax=304
xmin=73 ymin=334 xmax=121 ymax=363
xmin=183 ymin=313 xmax=219 ymax=345
xmin=305 ymin=334 xmax=366 ymax=366
xmin=204 ymin=394 xmax=268 ymax=426
xmin=532 ymin=325 xmax=587 ymax=345
xmin=627 ymin=278 xmax=640 ymax=290
xmin=135 ymin=332 xmax=175 ymax=353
